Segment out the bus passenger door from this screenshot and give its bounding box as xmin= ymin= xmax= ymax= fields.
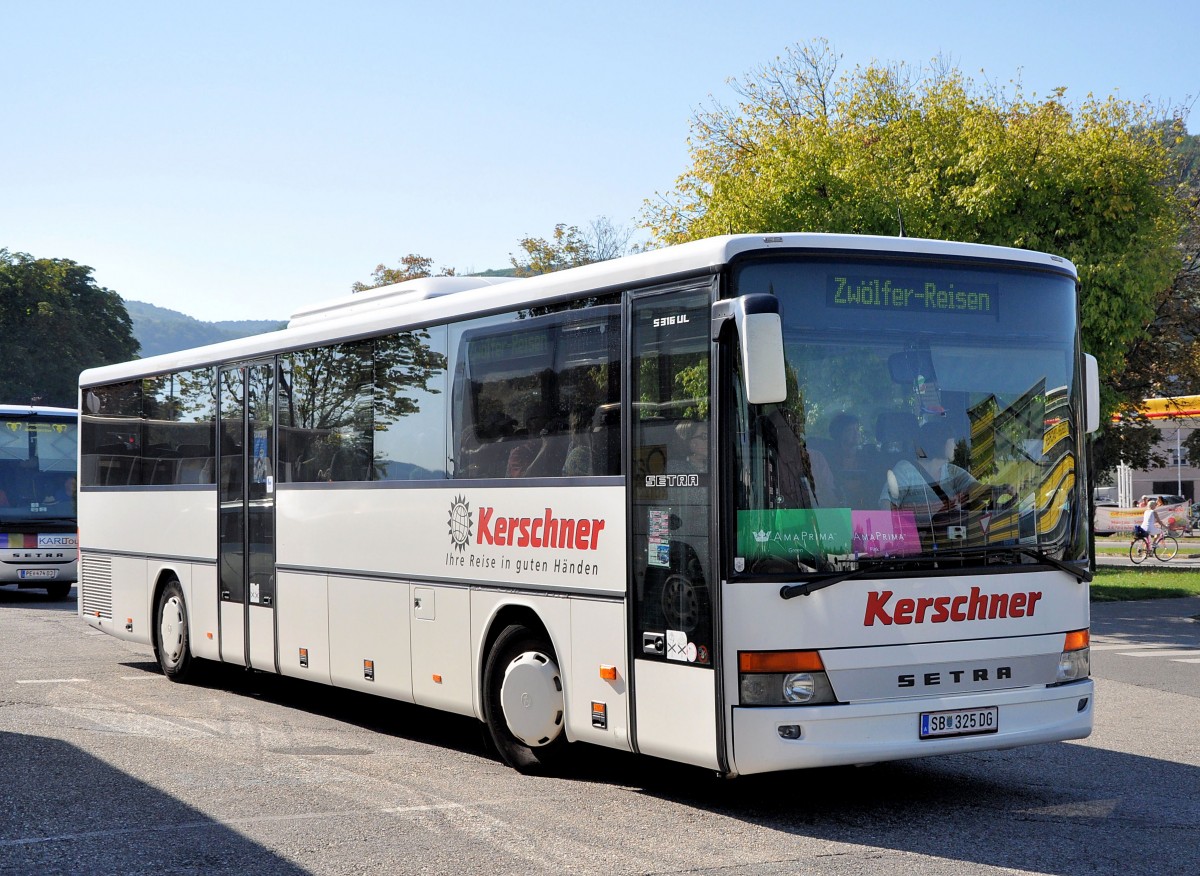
xmin=628 ymin=283 xmax=721 ymax=770
xmin=218 ymin=362 xmax=278 ymax=672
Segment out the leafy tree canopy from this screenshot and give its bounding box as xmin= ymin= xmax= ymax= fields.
xmin=510 ymin=218 xmax=637 ymax=277
xmin=352 ymin=254 xmax=455 ymax=292
xmin=1096 ymin=131 xmax=1200 ymax=472
xmin=645 ymin=39 xmax=1188 ymax=390
xmin=0 ymin=249 xmax=139 ymax=407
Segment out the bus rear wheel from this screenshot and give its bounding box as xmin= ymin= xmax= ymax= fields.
xmin=155 ymin=579 xmax=194 ymax=682
xmin=482 ymin=624 xmax=567 ymax=773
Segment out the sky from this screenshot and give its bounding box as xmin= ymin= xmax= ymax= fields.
xmin=2 ymin=1 xmax=1196 ymax=323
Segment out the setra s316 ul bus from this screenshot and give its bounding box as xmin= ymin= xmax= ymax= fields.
xmin=0 ymin=404 xmax=78 ymax=600
xmin=77 ymin=234 xmax=1099 ymax=775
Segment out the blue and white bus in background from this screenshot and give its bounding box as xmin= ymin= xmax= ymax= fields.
xmin=0 ymin=404 xmax=78 ymax=599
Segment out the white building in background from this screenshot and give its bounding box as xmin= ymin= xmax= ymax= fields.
xmin=1100 ymin=396 xmax=1200 ymax=506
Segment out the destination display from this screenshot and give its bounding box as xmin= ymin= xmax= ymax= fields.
xmin=828 ymin=273 xmax=998 ymax=316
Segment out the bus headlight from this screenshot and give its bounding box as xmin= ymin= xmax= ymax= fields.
xmin=738 ymin=650 xmax=838 ymax=706
xmin=1056 ymin=648 xmax=1090 ymax=682
xmin=783 ymin=671 xmax=836 ymax=704
xmin=1055 ymin=629 xmax=1090 ymax=683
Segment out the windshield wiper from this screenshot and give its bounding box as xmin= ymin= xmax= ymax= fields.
xmin=779 ymin=559 xmax=912 ymax=599
xmin=913 ymin=545 xmax=1093 ymax=584
xmin=991 ymin=545 xmax=1093 ymax=583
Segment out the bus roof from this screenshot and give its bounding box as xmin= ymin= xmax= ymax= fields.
xmin=79 ymin=233 xmax=1078 ymax=387
xmin=0 ymin=404 xmax=77 ymax=417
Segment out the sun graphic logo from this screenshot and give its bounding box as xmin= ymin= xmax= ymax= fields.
xmin=447 ymin=495 xmax=473 ymax=552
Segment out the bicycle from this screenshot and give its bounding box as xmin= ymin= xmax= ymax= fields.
xmin=1129 ymin=527 xmax=1179 ymax=563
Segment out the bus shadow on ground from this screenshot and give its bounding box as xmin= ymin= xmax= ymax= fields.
xmin=0 ymin=731 xmax=307 ymax=875
xmin=0 ymin=586 xmax=77 ymax=611
xmin=121 ymin=657 xmax=493 ymax=761
xmin=573 ymin=742 xmax=1200 ymax=876
xmin=117 ymin=657 xmax=1199 ymax=876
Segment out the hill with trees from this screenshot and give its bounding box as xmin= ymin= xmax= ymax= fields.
xmin=124 ymin=300 xmax=285 ymax=358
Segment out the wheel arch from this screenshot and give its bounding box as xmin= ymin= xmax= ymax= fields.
xmin=476 ymin=601 xmax=561 ymax=716
xmin=149 ymin=565 xmax=185 ymax=656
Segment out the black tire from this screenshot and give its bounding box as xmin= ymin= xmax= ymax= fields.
xmin=45 ymin=581 xmax=71 ymax=600
xmin=482 ymin=624 xmax=567 ymax=773
xmin=1130 ymin=539 xmax=1148 ymax=564
xmin=1155 ymin=535 xmax=1179 ymax=561
xmin=154 ymin=579 xmax=194 ymax=681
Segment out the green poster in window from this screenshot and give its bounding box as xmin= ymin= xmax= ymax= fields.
xmin=737 ymin=509 xmax=853 ymax=561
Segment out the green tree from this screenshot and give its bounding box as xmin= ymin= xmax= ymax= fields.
xmin=352 ymin=254 xmax=455 ymax=292
xmin=646 ymin=39 xmax=1186 ymax=392
xmin=0 ymin=250 xmax=139 ymax=407
xmin=510 ymin=217 xmax=637 ymax=277
xmin=1091 ymin=131 xmax=1200 ymax=473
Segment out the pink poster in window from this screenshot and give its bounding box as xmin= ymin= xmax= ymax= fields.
xmin=851 ymin=510 xmax=921 ymax=556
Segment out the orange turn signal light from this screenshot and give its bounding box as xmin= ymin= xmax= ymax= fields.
xmin=738 ymin=650 xmax=824 ymax=673
xmin=1063 ymin=629 xmax=1089 ymax=652
xmin=599 ymin=664 xmax=618 ymax=681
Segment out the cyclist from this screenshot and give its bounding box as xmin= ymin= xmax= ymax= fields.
xmin=1139 ymin=498 xmax=1168 ymax=546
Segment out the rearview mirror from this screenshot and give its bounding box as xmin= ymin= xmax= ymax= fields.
xmin=1085 ymin=353 xmax=1100 ymax=433
xmin=712 ymin=295 xmax=787 ymax=405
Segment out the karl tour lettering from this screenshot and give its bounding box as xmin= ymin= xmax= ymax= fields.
xmin=863 ymin=587 xmax=1042 ymax=626
xmin=477 ymin=506 xmax=606 ymax=551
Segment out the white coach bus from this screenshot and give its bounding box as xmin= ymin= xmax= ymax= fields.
xmin=78 ymin=234 xmax=1099 ymax=775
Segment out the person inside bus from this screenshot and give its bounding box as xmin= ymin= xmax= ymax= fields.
xmin=881 ymin=418 xmax=981 ymax=514
xmin=667 ymin=421 xmax=708 ymax=473
xmin=44 ymin=474 xmax=76 ymax=507
xmin=562 ymin=409 xmax=595 ymax=477
xmin=822 ymin=412 xmax=871 ymax=506
xmin=8 ymin=456 xmax=42 ymax=505
xmin=507 ymin=410 xmax=551 ymax=477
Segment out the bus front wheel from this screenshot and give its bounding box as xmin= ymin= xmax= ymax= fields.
xmin=482 ymin=624 xmax=567 ymax=773
xmin=154 ymin=579 xmax=194 ymax=682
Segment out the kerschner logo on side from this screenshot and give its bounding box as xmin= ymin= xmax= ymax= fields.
xmin=864 ymin=587 xmax=1043 ymax=626
xmin=476 ymin=506 xmax=606 ymax=550
xmin=444 ymin=497 xmax=608 ymax=579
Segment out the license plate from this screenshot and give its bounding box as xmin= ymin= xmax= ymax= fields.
xmin=920 ymin=706 xmax=998 ymax=739
xmin=17 ymin=569 xmax=58 ymax=580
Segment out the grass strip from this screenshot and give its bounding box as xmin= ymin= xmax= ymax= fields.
xmin=1090 ymin=567 xmax=1200 ymax=602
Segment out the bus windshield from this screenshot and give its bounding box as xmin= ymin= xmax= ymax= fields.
xmin=0 ymin=412 xmax=78 ymax=522
xmin=728 ymin=255 xmax=1085 ymax=576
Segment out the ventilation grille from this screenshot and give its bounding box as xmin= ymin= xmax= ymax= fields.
xmin=80 ymin=554 xmax=113 ymax=620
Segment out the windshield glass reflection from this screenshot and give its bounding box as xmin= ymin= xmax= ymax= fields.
xmin=728 ymin=256 xmax=1085 ymax=575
